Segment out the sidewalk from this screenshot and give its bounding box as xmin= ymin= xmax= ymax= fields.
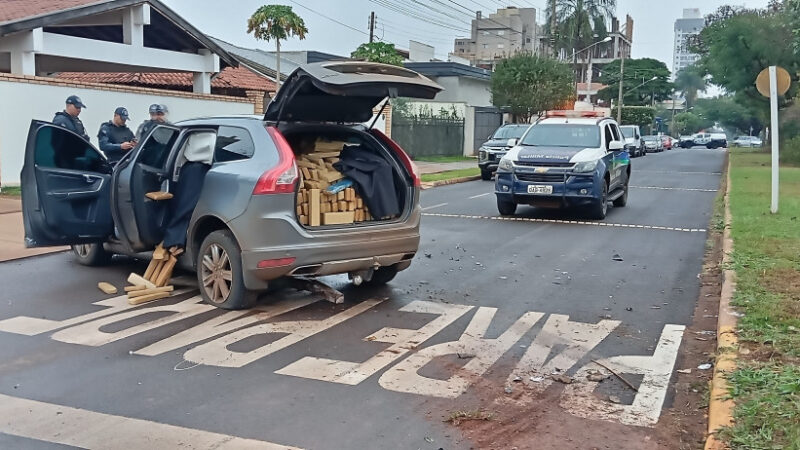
xmin=0 ymin=197 xmax=68 ymax=262
xmin=415 ymin=160 xmax=476 ymax=174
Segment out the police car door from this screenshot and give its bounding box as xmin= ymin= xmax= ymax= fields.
xmin=610 ymin=123 xmax=629 ymax=188
xmin=603 ymin=124 xmax=620 ymax=189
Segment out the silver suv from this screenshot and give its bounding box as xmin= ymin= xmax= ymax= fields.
xmin=20 ymin=62 xmax=442 ymax=309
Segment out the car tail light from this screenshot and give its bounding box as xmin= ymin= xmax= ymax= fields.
xmin=370 ymin=129 xmax=421 ymax=187
xmin=257 ymin=257 xmax=296 ymax=269
xmin=254 ymin=126 xmax=298 ymax=195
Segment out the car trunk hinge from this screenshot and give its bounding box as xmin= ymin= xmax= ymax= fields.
xmin=368 ymin=98 xmax=391 ymax=131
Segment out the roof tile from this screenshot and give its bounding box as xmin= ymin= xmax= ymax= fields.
xmin=0 ymin=0 xmax=106 ymax=24
xmin=56 ymin=66 xmax=275 ymax=92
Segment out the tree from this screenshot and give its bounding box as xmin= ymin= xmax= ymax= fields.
xmin=351 ymin=42 xmax=403 ymax=66
xmin=671 ymin=112 xmax=712 ymax=135
xmin=545 ymin=0 xmax=616 ymax=54
xmin=247 ymin=5 xmax=308 ymax=88
xmin=674 ymin=65 xmax=706 ymax=109
xmin=491 ymin=53 xmax=574 ymax=122
xmin=694 ymin=97 xmax=764 ymax=135
xmin=597 ymin=58 xmax=674 ymax=106
xmin=610 ymin=106 xmax=655 ymax=129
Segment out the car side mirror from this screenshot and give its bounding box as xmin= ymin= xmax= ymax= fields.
xmin=507 ymin=138 xmax=518 ymax=147
xmin=609 ymin=141 xmax=624 ymax=151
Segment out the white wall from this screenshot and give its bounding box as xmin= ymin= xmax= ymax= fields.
xmin=0 ymin=80 xmax=253 ymax=185
xmin=430 ymin=76 xmax=492 ymax=107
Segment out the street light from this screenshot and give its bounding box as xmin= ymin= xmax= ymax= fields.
xmin=572 ymin=36 xmax=613 ymax=101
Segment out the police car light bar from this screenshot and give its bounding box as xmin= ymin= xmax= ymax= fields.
xmin=545 ymin=110 xmax=604 ymax=118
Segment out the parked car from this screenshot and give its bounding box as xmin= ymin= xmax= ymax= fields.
xmin=20 ymin=61 xmax=443 ymax=310
xmin=478 ymin=124 xmax=530 ymax=180
xmin=706 ymin=133 xmax=728 ymax=149
xmin=733 ymin=136 xmax=763 ymax=147
xmin=642 ymin=135 xmax=663 ymax=153
xmin=660 ymin=135 xmax=673 ymax=150
xmin=619 ymin=125 xmax=645 ymax=157
xmin=495 ymin=111 xmax=631 ymax=220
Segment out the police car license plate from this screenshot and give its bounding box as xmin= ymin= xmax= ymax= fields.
xmin=527 ymin=185 xmax=553 ymax=195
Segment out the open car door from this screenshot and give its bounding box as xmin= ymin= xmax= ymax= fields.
xmin=21 ymin=120 xmax=114 ymax=247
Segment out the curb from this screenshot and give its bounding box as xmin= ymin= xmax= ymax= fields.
xmin=420 ymin=175 xmax=482 ymax=190
xmin=705 ymin=156 xmax=738 ymax=449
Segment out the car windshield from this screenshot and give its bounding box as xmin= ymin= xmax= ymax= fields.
xmin=620 ymin=127 xmax=636 ymax=138
xmin=643 ymin=136 xmax=659 ymax=142
xmin=492 ymin=125 xmax=528 ymax=139
xmin=520 ymin=124 xmax=600 ymax=148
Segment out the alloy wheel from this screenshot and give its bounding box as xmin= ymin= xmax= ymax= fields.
xmin=201 ymin=243 xmax=233 ymax=304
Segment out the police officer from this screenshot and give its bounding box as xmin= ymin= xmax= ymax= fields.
xmin=98 ymin=107 xmax=136 ymax=164
xmin=135 ymin=103 xmax=170 ymax=141
xmin=53 ymin=95 xmax=89 ymax=141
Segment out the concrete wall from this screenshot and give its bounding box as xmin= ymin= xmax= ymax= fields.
xmin=0 ymin=74 xmax=254 ymax=185
xmin=430 ymin=76 xmax=492 ymax=107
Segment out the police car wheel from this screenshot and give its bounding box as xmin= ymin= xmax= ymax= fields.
xmin=497 ymin=199 xmax=517 ymax=216
xmin=71 ymin=243 xmax=113 ymax=266
xmin=480 ymin=169 xmax=492 ymax=181
xmin=588 ymin=180 xmax=609 ymax=220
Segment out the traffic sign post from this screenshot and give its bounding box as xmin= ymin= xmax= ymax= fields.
xmin=756 ymin=66 xmax=791 ymax=214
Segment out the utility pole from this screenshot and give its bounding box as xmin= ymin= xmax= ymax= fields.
xmin=550 ymin=0 xmax=557 ymax=58
xmin=616 ymin=54 xmax=625 ymax=123
xmin=369 ymin=12 xmax=375 ymax=43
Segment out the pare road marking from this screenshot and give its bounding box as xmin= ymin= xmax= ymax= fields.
xmin=631 ymin=185 xmax=718 ymax=192
xmin=0 ymin=296 xmax=684 ymax=428
xmin=468 ymin=192 xmax=492 ymax=199
xmin=0 ymin=393 xmax=301 ymax=449
xmin=422 ymin=212 xmax=707 ymax=233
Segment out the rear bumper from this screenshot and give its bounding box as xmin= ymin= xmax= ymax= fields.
xmin=230 ymin=191 xmax=421 ymax=290
xmin=495 ymin=172 xmax=600 ymax=207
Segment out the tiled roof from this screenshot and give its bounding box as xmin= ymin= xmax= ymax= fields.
xmin=0 ymin=0 xmax=106 ymax=24
xmin=57 ymin=66 xmax=275 ymax=92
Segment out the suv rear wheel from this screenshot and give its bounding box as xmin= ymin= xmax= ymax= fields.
xmin=71 ymin=243 xmax=113 ymax=266
xmin=197 ymin=230 xmax=258 ymax=310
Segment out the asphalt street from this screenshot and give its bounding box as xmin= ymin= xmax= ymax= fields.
xmin=0 ymin=148 xmax=725 ymax=449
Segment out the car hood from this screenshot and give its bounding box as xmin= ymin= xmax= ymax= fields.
xmin=511 ymin=146 xmax=587 ymax=163
xmin=264 ymin=61 xmax=443 ymax=123
xmin=482 ymin=138 xmax=514 ymax=149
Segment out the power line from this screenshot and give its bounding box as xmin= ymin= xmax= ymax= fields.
xmin=370 ymin=0 xmax=471 ymax=32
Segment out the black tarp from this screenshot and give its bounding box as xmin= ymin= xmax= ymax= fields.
xmin=334 ymin=146 xmax=402 ymax=218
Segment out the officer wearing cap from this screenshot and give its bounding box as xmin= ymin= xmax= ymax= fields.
xmin=98 ymin=107 xmax=136 ymax=164
xmin=53 ymin=95 xmax=89 ymax=141
xmin=135 ymin=103 xmax=171 ymax=141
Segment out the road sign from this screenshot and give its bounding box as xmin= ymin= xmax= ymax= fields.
xmin=756 ymin=66 xmax=791 ymax=97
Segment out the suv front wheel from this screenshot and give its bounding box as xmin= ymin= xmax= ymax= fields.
xmin=197 ymin=230 xmax=258 ymax=310
xmin=588 ymin=179 xmax=609 ymax=220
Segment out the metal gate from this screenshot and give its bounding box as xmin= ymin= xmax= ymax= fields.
xmin=390 ymin=117 xmax=465 ymax=157
xmin=472 ymin=107 xmax=503 ymax=155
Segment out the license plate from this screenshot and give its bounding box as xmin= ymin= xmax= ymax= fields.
xmin=527 ymin=185 xmax=553 ymax=195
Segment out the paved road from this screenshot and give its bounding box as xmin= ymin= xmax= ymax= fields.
xmin=0 ymin=148 xmax=725 ymax=449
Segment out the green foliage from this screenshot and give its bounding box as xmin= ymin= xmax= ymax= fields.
xmin=351 ymin=42 xmax=403 ymax=66
xmin=544 ymin=0 xmax=616 ymax=53
xmin=597 ymin=58 xmax=674 ymax=106
xmin=392 ymin=99 xmax=462 ymax=120
xmin=610 ymin=106 xmax=655 ymax=129
xmin=670 ymin=112 xmax=711 ymax=135
xmin=674 ymin=65 xmax=707 ymax=108
xmin=246 ymin=5 xmax=307 ymax=43
xmin=694 ymin=97 xmax=764 ymax=135
xmin=781 ymin=135 xmax=800 ymax=165
xmin=491 ymin=53 xmax=574 ymax=121
xmin=420 ymin=168 xmax=480 ymax=183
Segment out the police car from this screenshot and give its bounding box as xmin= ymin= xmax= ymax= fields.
xmin=495 ymin=111 xmax=631 ymax=220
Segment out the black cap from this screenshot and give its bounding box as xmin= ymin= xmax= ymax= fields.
xmin=66 ymin=95 xmax=86 ymax=108
xmin=114 ymin=107 xmax=129 ymax=120
xmin=149 ymin=103 xmax=161 ymax=114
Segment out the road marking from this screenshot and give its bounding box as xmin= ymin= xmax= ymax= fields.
xmin=468 ymin=192 xmax=492 ymax=199
xmin=0 ymin=393 xmax=301 ymax=449
xmin=631 ymin=185 xmax=718 ymax=192
xmin=421 ymin=202 xmax=448 ymax=211
xmin=422 ymin=212 xmax=707 ymax=233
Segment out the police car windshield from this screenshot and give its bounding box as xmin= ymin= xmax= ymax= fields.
xmin=520 ymin=124 xmax=600 ymax=148
xmin=492 ymin=125 xmax=527 ymax=139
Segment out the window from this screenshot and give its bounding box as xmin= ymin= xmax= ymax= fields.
xmin=521 ymin=124 xmax=601 ymax=148
xmin=526 ymin=38 xmax=531 ymax=43
xmin=137 ymin=126 xmax=180 ymax=169
xmin=35 ymin=125 xmax=110 ymax=173
xmin=215 ymin=126 xmax=255 ymax=162
xmin=498 ymin=44 xmax=505 ymax=49
xmin=482 ymin=44 xmax=488 ymax=49
xmin=497 ymin=30 xmax=505 ymax=36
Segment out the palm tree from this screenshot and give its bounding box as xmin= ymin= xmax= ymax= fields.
xmin=247 ymin=5 xmax=308 ymax=89
xmin=546 ymin=0 xmax=616 ymax=55
xmin=674 ymin=66 xmax=707 ymax=108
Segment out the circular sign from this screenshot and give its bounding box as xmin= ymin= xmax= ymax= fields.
xmin=756 ymin=66 xmax=791 ymax=97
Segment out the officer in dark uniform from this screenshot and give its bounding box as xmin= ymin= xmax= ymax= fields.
xmin=53 ymin=95 xmax=89 ymax=141
xmin=98 ymin=107 xmax=136 ymax=164
xmin=135 ymin=103 xmax=170 ymax=141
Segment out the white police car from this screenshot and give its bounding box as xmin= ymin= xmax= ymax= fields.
xmin=495 ymin=111 xmax=631 ymax=220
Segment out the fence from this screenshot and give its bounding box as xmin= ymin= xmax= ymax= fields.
xmin=390 ymin=117 xmax=465 ymax=158
xmin=472 ymin=107 xmax=503 ymax=155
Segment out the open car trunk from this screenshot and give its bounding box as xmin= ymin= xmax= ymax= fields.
xmin=281 ymin=125 xmax=412 ymax=228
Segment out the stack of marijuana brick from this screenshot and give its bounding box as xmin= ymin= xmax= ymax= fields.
xmin=295 ymin=140 xmax=372 ymax=226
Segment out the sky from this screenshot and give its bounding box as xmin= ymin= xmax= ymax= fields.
xmin=163 ymin=0 xmax=772 ymax=72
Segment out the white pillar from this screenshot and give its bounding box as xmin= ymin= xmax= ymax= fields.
xmin=585 ymin=59 xmax=594 ymax=103
xmin=193 ymin=72 xmax=211 ymax=94
xmin=122 ymin=4 xmax=149 ymax=46
xmin=10 ymin=51 xmax=35 ymax=75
